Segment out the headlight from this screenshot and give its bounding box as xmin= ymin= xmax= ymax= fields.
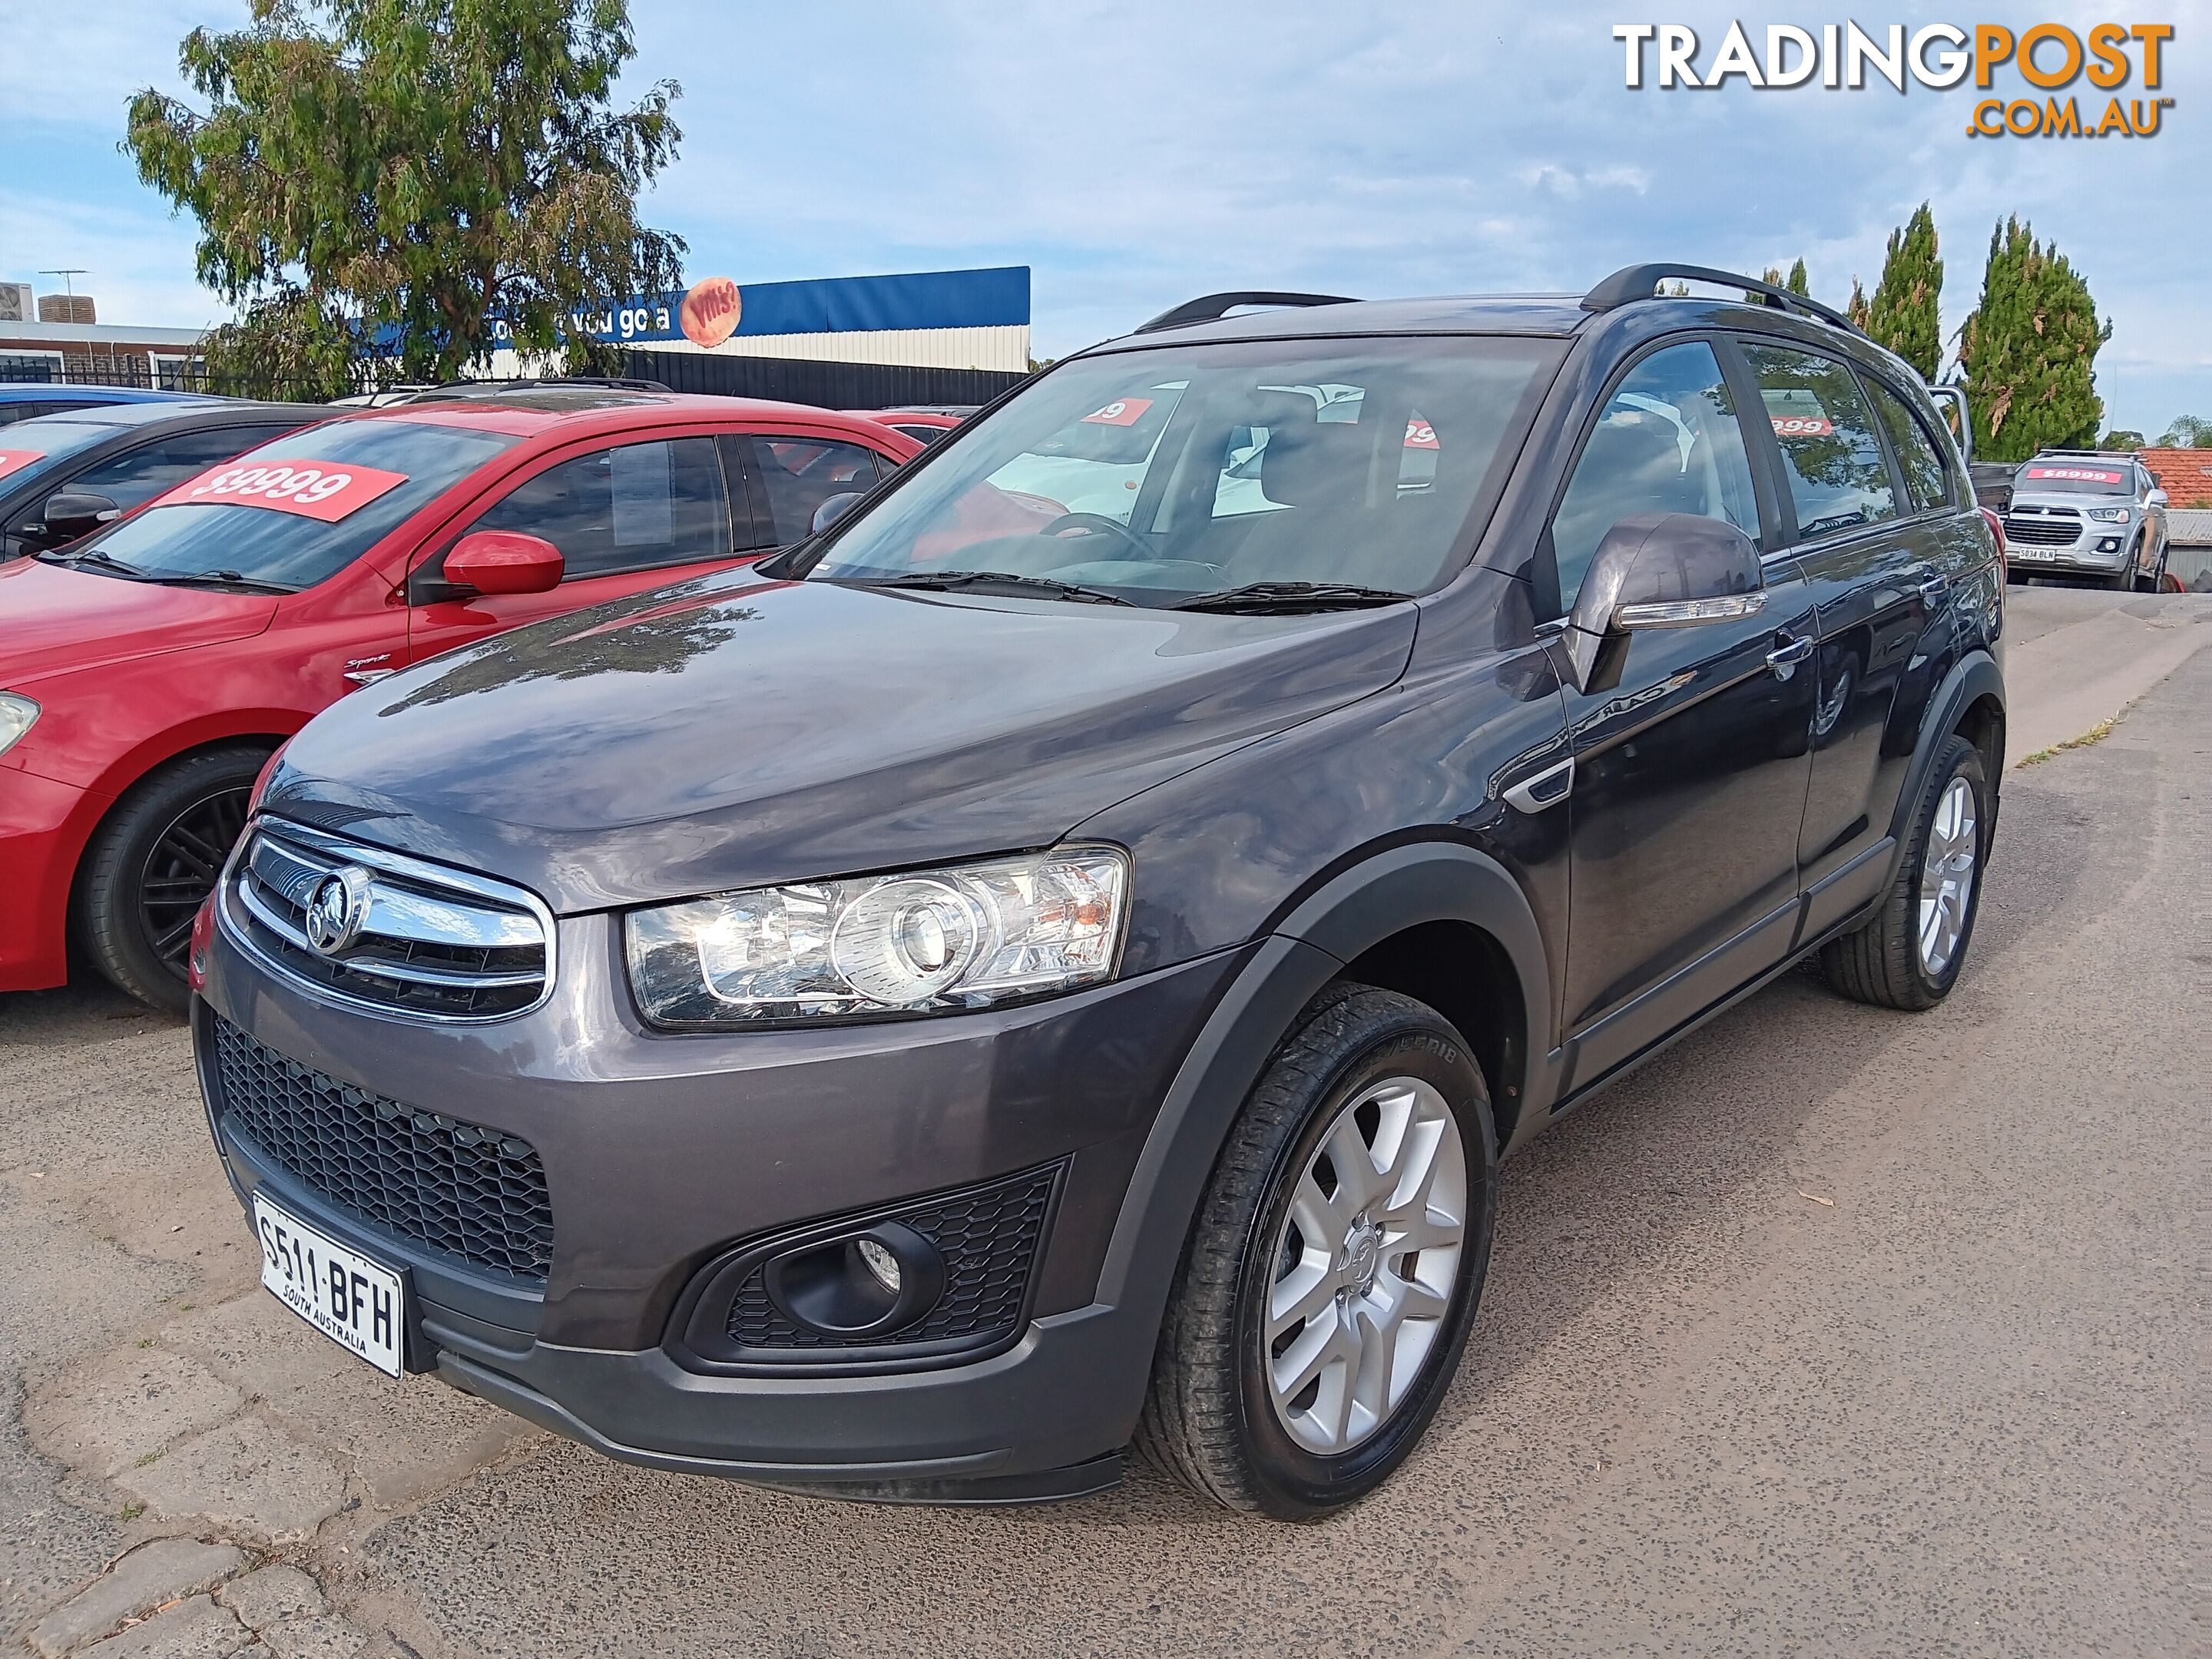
xmin=624 ymin=846 xmax=1129 ymax=1028
xmin=0 ymin=693 xmax=38 ymax=759
xmin=2085 ymin=506 xmax=2131 ymax=522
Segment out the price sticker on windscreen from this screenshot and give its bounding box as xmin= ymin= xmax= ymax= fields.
xmin=0 ymin=449 xmax=46 ymax=482
xmin=1770 ymin=416 xmax=1834 ymax=437
xmin=2024 ymin=465 xmax=2125 ymax=485
xmin=1080 ymin=397 xmax=1154 ymax=427
xmin=157 ymin=460 xmax=410 ymax=522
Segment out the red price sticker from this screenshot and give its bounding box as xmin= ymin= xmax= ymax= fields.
xmin=1770 ymin=416 xmax=1834 ymax=438
xmin=1080 ymin=397 xmax=1154 ymax=427
xmin=1403 ymin=418 xmax=1439 ymax=450
xmin=0 ymin=449 xmax=47 ymax=482
xmin=157 ymin=460 xmax=409 ymax=522
xmin=2024 ymin=465 xmax=2124 ymax=485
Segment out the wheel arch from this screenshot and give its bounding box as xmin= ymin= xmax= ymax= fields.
xmin=1889 ymin=650 xmax=2005 ymax=853
xmin=1091 ymin=839 xmax=1551 ymax=1355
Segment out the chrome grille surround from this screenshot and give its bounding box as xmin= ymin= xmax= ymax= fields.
xmin=219 ymin=818 xmax=556 ymax=1022
xmin=2002 ymin=505 xmax=2086 ymax=547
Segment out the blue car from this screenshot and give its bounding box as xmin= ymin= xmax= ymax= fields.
xmin=0 ymin=383 xmax=214 ymax=428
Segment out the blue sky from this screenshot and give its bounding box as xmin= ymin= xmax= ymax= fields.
xmin=3 ymin=1 xmax=2204 ymax=435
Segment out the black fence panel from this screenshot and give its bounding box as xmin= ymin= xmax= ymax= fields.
xmin=621 ymin=349 xmax=1028 ymax=410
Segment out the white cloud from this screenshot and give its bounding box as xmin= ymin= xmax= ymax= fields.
xmin=2 ymin=0 xmax=2202 ymax=430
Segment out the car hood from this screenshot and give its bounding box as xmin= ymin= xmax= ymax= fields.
xmin=0 ymin=556 xmax=280 ymax=684
xmin=267 ymin=569 xmax=1419 ymax=912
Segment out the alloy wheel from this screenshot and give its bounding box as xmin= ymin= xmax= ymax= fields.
xmin=1262 ymin=1075 xmax=1467 ymax=1455
xmin=1916 ymin=774 xmax=1978 ymax=978
xmin=136 ymin=784 xmax=249 ymax=977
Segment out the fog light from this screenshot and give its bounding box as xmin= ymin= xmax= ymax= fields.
xmin=2097 ymin=536 xmax=2121 ymax=552
xmin=856 ymin=1236 xmax=902 ymax=1295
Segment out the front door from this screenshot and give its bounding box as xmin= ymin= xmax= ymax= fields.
xmin=1545 ymin=338 xmax=1819 ymax=1087
xmin=405 ymin=433 xmax=745 ymax=665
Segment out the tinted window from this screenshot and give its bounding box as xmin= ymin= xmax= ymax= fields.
xmin=1551 ymin=341 xmax=1761 ymax=606
xmin=0 ymin=418 xmax=131 ymax=495
xmin=0 ymin=401 xmax=71 ymax=426
xmin=78 ymin=419 xmax=520 ymax=589
xmin=890 ymin=423 xmax=949 ymax=445
xmin=749 ymin=438 xmax=888 ymax=545
xmin=466 ymin=436 xmax=732 ymax=579
xmin=1863 ymin=378 xmax=1949 ymax=511
xmin=1741 ymin=343 xmax=1898 ymax=538
xmin=805 ymin=338 xmax=1561 ymax=605
xmin=67 ymin=424 xmax=303 ymax=510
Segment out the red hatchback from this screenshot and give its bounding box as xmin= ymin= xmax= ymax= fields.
xmin=0 ymin=389 xmax=916 ymax=1010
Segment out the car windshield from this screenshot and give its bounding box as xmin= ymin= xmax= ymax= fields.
xmin=2016 ymin=460 xmax=2132 ymax=495
xmin=0 ymin=417 xmax=135 ymax=493
xmin=800 ymin=337 xmax=1562 ymax=606
xmin=68 ymin=419 xmax=522 ymax=589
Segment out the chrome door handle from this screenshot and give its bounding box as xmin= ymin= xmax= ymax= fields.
xmin=1766 ymin=634 xmax=1815 ymax=679
xmin=1918 ymin=572 xmax=1949 ymax=601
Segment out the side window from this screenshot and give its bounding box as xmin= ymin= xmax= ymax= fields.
xmin=1550 ymin=341 xmax=1761 ymax=607
xmin=747 ymin=437 xmax=888 ymax=545
xmin=465 ymin=437 xmax=732 ymax=580
xmin=67 ymin=425 xmax=298 ymax=510
xmin=1864 ymin=376 xmax=1951 ymax=512
xmin=1740 ymin=343 xmax=1899 ymax=539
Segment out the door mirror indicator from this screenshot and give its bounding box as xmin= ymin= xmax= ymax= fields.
xmin=1561 ymin=512 xmax=1765 ymax=694
xmin=810 ymin=492 xmax=866 ymax=536
xmin=35 ymin=492 xmax=122 ymax=545
xmin=443 ymin=530 xmax=564 ymax=595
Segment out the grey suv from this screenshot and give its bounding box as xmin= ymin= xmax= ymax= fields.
xmin=192 ymin=265 xmax=2006 ymax=1519
xmin=2001 ymin=450 xmax=2169 ymax=588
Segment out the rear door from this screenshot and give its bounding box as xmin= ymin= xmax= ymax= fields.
xmin=404 ymin=430 xmax=744 ymax=664
xmin=1547 ymin=336 xmax=1820 ymax=1085
xmin=1738 ymin=341 xmax=1968 ymax=937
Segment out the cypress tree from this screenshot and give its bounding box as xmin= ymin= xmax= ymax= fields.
xmin=1958 ymin=217 xmax=2110 ymax=462
xmin=1784 ymin=258 xmax=1810 ymax=297
xmin=1846 ymin=279 xmax=1871 ymax=331
xmin=1866 ymin=204 xmax=1943 ymax=379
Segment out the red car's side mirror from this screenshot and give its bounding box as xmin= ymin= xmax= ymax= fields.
xmin=444 ymin=530 xmax=564 ymax=595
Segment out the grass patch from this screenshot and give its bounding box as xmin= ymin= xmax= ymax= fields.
xmin=119 ymin=1502 xmax=144 ymax=1522
xmin=2019 ymin=717 xmax=2118 ymax=766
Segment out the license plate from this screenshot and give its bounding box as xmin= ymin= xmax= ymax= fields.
xmin=252 ymin=1194 xmax=406 ymax=1377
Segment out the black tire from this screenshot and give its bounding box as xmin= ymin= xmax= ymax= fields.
xmin=2108 ymin=541 xmax=2137 ymax=591
xmin=1820 ymin=733 xmax=1988 ymax=1011
xmin=78 ymin=744 xmax=268 ymax=1013
xmin=1136 ymin=985 xmax=1498 ymax=1519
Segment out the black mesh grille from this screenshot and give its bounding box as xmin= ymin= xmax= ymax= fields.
xmin=210 ymin=1015 xmax=554 ymax=1280
xmin=2002 ymin=512 xmax=2084 ymax=546
xmin=726 ymin=1167 xmax=1057 ymax=1350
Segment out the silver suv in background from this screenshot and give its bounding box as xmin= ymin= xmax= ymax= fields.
xmin=2001 ymin=452 xmax=2169 ymax=589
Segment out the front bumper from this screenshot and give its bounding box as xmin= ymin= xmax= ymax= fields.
xmin=196 ymin=907 xmax=1245 ymax=1490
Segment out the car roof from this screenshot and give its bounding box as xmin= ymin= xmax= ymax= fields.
xmin=1095 ymin=294 xmax=1595 ymax=350
xmin=362 ymin=389 xmax=894 ymax=439
xmin=0 ymin=384 xmax=211 ymax=406
xmin=5 ymin=397 xmax=313 ymax=432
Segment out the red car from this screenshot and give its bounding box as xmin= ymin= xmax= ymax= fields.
xmin=0 ymin=390 xmax=917 ymax=1010
xmin=843 ymin=407 xmax=972 ymax=447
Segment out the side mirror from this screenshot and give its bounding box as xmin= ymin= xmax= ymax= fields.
xmin=2146 ymin=488 xmax=2168 ymax=508
xmin=36 ymin=492 xmax=122 ymax=545
xmin=1925 ymin=385 xmax=1972 ymax=464
xmin=1560 ymin=512 xmax=1766 ymax=694
xmin=810 ymin=492 xmax=866 ymax=536
xmin=443 ymin=530 xmax=564 ymax=596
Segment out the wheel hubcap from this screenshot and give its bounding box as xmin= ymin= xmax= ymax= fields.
xmin=138 ymin=786 xmax=250 ymax=978
xmin=1263 ymin=1075 xmax=1467 ymax=1456
xmin=1917 ymin=775 xmax=1979 ymax=978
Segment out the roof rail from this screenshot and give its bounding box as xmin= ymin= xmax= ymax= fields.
xmin=1134 ymin=291 xmax=1359 ymax=335
xmin=1581 ymin=263 xmax=1866 ymax=338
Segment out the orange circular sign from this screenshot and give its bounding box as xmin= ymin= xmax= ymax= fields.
xmin=680 ymin=276 xmax=741 ymax=348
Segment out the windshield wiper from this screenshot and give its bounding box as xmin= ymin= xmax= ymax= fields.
xmin=1171 ymin=581 xmax=1411 ymax=613
xmin=154 ymin=570 xmax=299 ymax=594
xmin=36 ymin=548 xmax=148 ymax=580
xmin=849 ymin=571 xmax=1131 ymax=606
